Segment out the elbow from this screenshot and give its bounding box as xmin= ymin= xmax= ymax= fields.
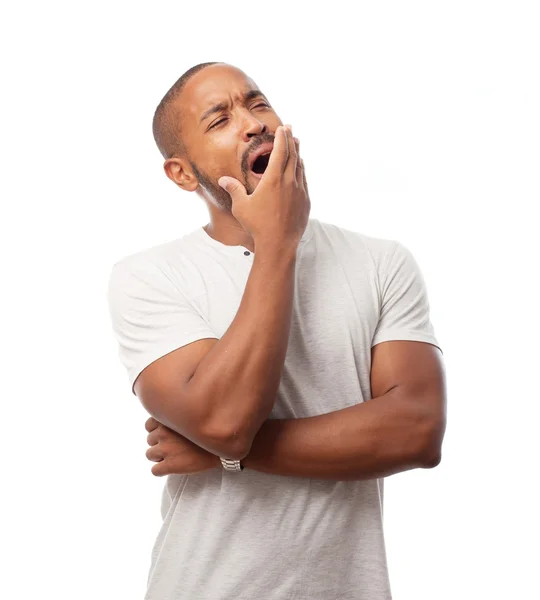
xmin=419 ymin=416 xmax=446 ymax=468
xmin=421 ymin=448 xmax=442 ymax=468
xmin=218 ymin=428 xmax=252 ymax=460
xmin=203 ymin=404 xmax=261 ymax=460
xmin=203 ymin=421 xmax=252 ymax=461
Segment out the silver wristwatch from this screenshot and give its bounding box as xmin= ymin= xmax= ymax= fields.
xmin=220 ymin=457 xmax=244 ymax=472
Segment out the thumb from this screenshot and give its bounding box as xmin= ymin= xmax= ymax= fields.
xmin=218 ymin=176 xmax=246 ymax=198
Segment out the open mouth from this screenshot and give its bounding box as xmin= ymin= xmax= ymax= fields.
xmin=251 ymin=152 xmax=271 ymax=175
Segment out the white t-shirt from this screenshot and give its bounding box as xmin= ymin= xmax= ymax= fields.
xmin=107 ymin=217 xmax=442 ymax=600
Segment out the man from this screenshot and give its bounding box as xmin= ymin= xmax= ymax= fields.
xmin=107 ymin=61 xmax=447 ymax=600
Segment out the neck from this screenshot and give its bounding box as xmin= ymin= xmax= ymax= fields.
xmin=203 ymin=217 xmax=255 ymax=253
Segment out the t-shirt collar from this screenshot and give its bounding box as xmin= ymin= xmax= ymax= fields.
xmin=194 ymin=218 xmax=314 ymax=256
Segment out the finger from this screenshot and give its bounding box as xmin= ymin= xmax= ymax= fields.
xmin=301 ymin=158 xmax=308 ymax=194
xmin=145 ymin=417 xmax=159 ymax=432
xmin=147 ymin=430 xmax=159 ymax=446
xmin=151 ymin=461 xmax=168 ymax=477
xmin=284 ymin=126 xmax=299 ymax=183
xmin=294 ymin=136 xmax=302 ymax=186
xmin=146 ymin=445 xmax=163 ymax=462
xmin=218 ymin=176 xmax=247 ymax=200
xmin=264 ymin=125 xmax=289 ymax=180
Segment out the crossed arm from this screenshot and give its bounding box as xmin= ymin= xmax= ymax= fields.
xmin=147 ymin=339 xmax=447 ymax=481
xmin=242 ymin=340 xmax=446 ymax=479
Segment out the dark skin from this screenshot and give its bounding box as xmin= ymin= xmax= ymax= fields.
xmin=146 ymin=339 xmax=447 ymax=480
xmin=145 ymin=65 xmax=447 ymax=479
xmin=163 ymin=63 xmax=289 ymax=253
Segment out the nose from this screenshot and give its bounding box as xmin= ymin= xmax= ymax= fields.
xmin=242 ymin=114 xmax=268 ymax=140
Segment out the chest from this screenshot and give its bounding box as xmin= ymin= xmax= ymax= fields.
xmin=192 ymin=247 xmax=381 ymax=416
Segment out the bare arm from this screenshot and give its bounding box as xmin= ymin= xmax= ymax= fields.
xmin=185 ymin=245 xmax=298 ymax=459
xmin=146 ymin=343 xmax=446 ymax=479
xmin=242 ymin=389 xmax=439 ymax=480
xmin=242 ymin=340 xmax=446 ymax=479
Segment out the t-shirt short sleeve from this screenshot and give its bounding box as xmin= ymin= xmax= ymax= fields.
xmin=371 ymin=241 xmax=442 ymax=354
xmin=107 ymin=258 xmax=218 ymax=395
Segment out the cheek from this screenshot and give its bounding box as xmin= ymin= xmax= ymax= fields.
xmin=201 ymin=150 xmax=229 ymax=175
xmin=206 ymin=136 xmax=244 ymax=171
xmin=213 ymin=157 xmax=245 ymax=180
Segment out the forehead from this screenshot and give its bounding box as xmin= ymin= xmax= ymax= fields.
xmin=179 ymin=65 xmax=259 ymax=128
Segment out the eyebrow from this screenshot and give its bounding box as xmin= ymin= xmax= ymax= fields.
xmin=199 ymin=89 xmax=268 ymax=124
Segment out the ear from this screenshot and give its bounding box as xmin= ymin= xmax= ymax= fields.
xmin=163 ymin=157 xmax=199 ymax=192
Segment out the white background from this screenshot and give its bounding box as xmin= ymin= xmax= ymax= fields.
xmin=2 ymin=1 xmax=538 ymax=598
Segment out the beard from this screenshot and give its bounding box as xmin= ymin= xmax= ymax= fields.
xmin=190 ymin=160 xmax=255 ymax=212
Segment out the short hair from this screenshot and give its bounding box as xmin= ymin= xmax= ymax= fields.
xmin=152 ymin=62 xmax=224 ymax=160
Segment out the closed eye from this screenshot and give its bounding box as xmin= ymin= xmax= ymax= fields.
xmin=209 ymin=103 xmax=269 ymax=129
xmin=209 ymin=118 xmax=227 ymax=129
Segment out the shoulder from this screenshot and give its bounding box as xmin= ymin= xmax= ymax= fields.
xmin=107 ymin=230 xmax=204 ymax=292
xmin=311 ymin=218 xmax=400 ymax=268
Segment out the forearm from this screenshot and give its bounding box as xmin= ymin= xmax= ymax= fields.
xmin=242 ymin=389 xmax=439 ymax=480
xmin=186 ymin=242 xmax=298 ymax=457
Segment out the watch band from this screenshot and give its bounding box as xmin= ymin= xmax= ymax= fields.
xmin=220 ymin=457 xmax=244 ymax=472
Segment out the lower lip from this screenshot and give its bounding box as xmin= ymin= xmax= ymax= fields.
xmin=250 ymin=170 xmax=264 ymax=180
